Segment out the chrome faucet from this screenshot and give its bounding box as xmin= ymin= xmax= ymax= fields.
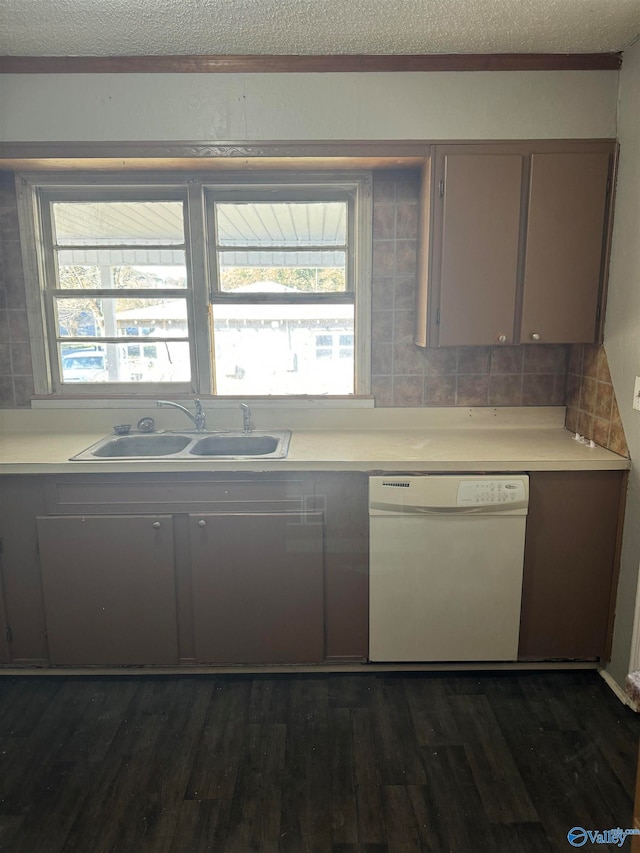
xmin=240 ymin=402 xmax=252 ymax=434
xmin=156 ymin=398 xmax=206 ymax=432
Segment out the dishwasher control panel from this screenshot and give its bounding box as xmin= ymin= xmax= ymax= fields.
xmin=369 ymin=475 xmax=529 ymax=515
xmin=457 ymin=478 xmax=527 ymax=506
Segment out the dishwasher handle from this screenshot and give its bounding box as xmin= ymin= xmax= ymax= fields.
xmin=369 ymin=501 xmax=529 ymax=516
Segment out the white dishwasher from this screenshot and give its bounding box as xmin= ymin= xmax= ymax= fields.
xmin=369 ymin=474 xmax=529 ymax=662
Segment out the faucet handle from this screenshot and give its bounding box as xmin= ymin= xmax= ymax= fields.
xmin=240 ymin=402 xmax=252 ymax=433
xmin=193 ymin=399 xmax=206 ymax=431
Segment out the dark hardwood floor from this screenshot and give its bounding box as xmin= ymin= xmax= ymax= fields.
xmin=0 ymin=670 xmax=638 ymax=852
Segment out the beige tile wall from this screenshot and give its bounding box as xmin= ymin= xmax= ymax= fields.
xmin=370 ymin=171 xmax=569 ymax=408
xmin=0 ymin=172 xmax=34 ymax=407
xmin=565 ymin=344 xmax=629 ymax=456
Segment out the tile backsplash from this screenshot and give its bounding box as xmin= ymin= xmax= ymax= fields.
xmin=372 ymin=342 xmax=568 ymax=408
xmin=0 ymin=172 xmax=34 ymax=407
xmin=565 ymin=344 xmax=628 ymax=457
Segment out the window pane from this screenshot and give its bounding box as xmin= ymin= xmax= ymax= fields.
xmin=55 ymin=297 xmax=188 ymax=338
xmin=52 ymin=201 xmax=185 ymax=246
xmin=218 ymin=254 xmax=346 ymax=293
xmin=216 ymin=202 xmax=346 ymax=247
xmin=56 ymin=262 xmax=188 ymax=289
xmin=60 ymin=341 xmax=190 ymax=383
xmin=213 ymin=303 xmax=354 ymax=395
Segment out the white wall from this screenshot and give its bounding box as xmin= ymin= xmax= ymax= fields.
xmin=0 ymin=70 xmax=618 ymax=142
xmin=604 ymin=40 xmax=640 ymax=688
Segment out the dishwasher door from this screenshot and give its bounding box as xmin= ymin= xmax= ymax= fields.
xmin=368 ymin=474 xmax=528 ymax=662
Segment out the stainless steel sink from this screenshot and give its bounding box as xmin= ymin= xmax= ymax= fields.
xmin=70 ymin=430 xmax=291 ymax=460
xmin=189 ymin=434 xmax=281 ymax=457
xmin=89 ymin=434 xmax=193 ymax=458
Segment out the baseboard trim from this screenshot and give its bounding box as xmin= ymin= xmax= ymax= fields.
xmin=0 ymin=660 xmax=599 ymax=677
xmin=600 ymin=668 xmax=640 ymax=711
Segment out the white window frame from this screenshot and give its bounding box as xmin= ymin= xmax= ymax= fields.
xmin=17 ymin=171 xmax=372 ymax=399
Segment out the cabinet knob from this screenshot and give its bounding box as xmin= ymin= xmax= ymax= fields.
xmin=152 ymin=521 xmax=161 ymax=529
xmin=531 ymin=333 xmax=541 ymax=341
xmin=497 ymin=334 xmax=507 ymax=343
xmin=198 ymin=519 xmax=206 ymax=528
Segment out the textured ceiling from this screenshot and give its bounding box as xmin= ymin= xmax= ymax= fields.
xmin=0 ymin=0 xmax=639 ymax=57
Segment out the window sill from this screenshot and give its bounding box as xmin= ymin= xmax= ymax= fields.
xmin=29 ymin=395 xmax=375 ymax=411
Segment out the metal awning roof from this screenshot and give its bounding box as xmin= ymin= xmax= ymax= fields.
xmin=54 ymin=199 xmax=347 ymax=268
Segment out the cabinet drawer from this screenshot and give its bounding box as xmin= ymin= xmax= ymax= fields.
xmin=44 ymin=473 xmax=304 ymax=514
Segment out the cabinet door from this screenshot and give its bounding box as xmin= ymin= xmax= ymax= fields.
xmin=519 ymin=471 xmax=624 ymax=660
xmin=437 ymin=152 xmax=523 ymax=346
xmin=310 ymin=473 xmax=368 ymax=661
xmin=521 ymin=152 xmax=611 ymax=343
xmin=0 ymin=583 xmax=9 ymax=664
xmin=190 ymin=512 xmax=324 ymax=664
xmin=37 ymin=515 xmax=179 ymax=665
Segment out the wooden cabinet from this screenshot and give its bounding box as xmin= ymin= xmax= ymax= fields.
xmin=432 ymin=150 xmax=524 ymax=346
xmin=310 ymin=472 xmax=369 ymax=661
xmin=518 ymin=471 xmax=626 ymax=661
xmin=37 ymin=514 xmax=179 ymax=665
xmin=417 ymin=142 xmax=615 ymax=348
xmin=0 ymin=586 xmax=9 ymax=665
xmin=0 ymin=476 xmax=49 ymax=664
xmin=189 ymin=512 xmax=324 ymax=664
xmin=521 ymin=152 xmax=612 ymax=344
xmin=4 ymin=472 xmax=367 ymax=667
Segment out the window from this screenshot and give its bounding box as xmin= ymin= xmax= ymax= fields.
xmin=314 ymin=332 xmax=354 ymax=361
xmin=35 ymin=190 xmax=193 ymax=393
xmin=20 ymin=173 xmax=372 ymax=398
xmin=206 ymin=187 xmax=364 ymax=395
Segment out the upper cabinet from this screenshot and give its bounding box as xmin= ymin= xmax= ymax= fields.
xmin=415 ymin=142 xmax=616 ymax=348
xmin=521 ymin=152 xmax=612 ymax=344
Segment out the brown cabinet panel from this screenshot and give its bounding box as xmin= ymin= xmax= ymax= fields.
xmin=45 ymin=472 xmax=303 ymax=514
xmin=37 ymin=515 xmax=179 ymax=665
xmin=519 ymin=471 xmax=624 ymax=660
xmin=0 ymin=581 xmax=9 ymax=664
xmin=190 ymin=512 xmax=324 ymax=664
xmin=438 ymin=153 xmax=523 ymax=346
xmin=0 ymin=476 xmax=48 ymax=663
xmin=418 ymin=142 xmax=616 ymax=348
xmin=309 ymin=472 xmax=369 ymax=660
xmin=521 ymin=152 xmax=611 ymax=343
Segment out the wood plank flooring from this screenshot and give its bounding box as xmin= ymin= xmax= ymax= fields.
xmin=0 ymin=670 xmax=638 ymax=852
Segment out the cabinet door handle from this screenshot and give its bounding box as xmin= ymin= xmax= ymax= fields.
xmin=198 ymin=519 xmax=206 ymax=528
xmin=531 ymin=332 xmax=541 ymax=341
xmin=497 ymin=334 xmax=507 ymax=343
xmin=152 ymin=521 xmax=161 ymax=529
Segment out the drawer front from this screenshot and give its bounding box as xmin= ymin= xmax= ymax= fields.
xmin=44 ymin=473 xmax=305 ymax=514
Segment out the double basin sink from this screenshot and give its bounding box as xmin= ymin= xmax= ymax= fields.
xmin=71 ymin=430 xmax=292 ymax=461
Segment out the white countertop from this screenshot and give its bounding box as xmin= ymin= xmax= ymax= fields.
xmin=0 ymin=406 xmax=630 ymax=474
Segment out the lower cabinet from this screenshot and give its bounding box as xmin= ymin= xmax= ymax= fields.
xmin=0 ymin=591 xmax=9 ymax=665
xmin=37 ymin=514 xmax=179 ymax=665
xmin=189 ymin=512 xmax=325 ymax=664
xmin=0 ymin=470 xmax=624 ymax=668
xmin=518 ymin=471 xmax=626 ymax=661
xmin=25 ymin=473 xmax=366 ymax=667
